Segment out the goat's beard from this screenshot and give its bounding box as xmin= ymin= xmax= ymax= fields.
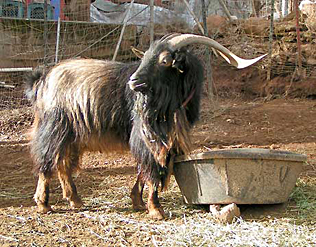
xmin=134 ymin=92 xmax=192 ymax=168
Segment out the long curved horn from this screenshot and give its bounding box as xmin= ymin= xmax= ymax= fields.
xmin=159 ymin=33 xmax=181 ymax=43
xmin=167 ymin=34 xmax=266 ymax=69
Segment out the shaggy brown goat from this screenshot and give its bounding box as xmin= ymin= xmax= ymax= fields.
xmin=26 ymin=33 xmax=265 ymax=219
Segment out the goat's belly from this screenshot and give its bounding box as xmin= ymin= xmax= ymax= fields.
xmin=82 ymin=133 xmax=129 ymax=153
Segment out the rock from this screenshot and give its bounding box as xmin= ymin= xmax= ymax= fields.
xmin=209 ymin=203 xmax=241 ymax=224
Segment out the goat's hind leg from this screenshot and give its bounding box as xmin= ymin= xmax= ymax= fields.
xmin=130 ymin=173 xmax=146 ymax=211
xmin=34 ymin=172 xmax=52 ymax=213
xmin=57 ymin=149 xmax=83 ymax=209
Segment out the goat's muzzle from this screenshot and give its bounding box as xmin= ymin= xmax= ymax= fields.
xmin=128 ymin=74 xmax=147 ymax=92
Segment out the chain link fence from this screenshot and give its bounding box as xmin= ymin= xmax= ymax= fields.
xmin=0 ymin=0 xmax=315 ymax=109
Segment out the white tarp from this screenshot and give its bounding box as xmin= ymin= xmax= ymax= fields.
xmin=90 ymin=0 xmax=196 ymax=29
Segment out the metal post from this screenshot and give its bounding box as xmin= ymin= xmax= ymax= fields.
xmin=112 ymin=0 xmax=135 ymax=61
xmin=282 ymin=0 xmax=288 ymax=16
xmin=0 ymin=68 xmax=33 ymax=72
xmin=267 ymin=0 xmax=275 ymax=81
xmin=150 ymin=0 xmax=154 ymax=45
xmin=55 ymin=17 xmax=61 ymax=64
xmin=44 ymin=0 xmax=48 ymax=69
xmin=290 ymin=0 xmax=294 ymax=12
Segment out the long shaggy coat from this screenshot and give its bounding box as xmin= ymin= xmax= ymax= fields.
xmin=26 ymin=38 xmax=204 ymax=218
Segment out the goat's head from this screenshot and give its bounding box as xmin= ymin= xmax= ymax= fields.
xmin=128 ymin=33 xmax=266 ymax=93
xmin=128 ymin=36 xmax=189 ymax=94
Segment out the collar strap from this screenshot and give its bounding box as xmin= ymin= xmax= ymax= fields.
xmin=181 ymin=88 xmax=196 ymax=109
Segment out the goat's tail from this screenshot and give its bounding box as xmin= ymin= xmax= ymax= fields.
xmin=31 ymin=107 xmax=74 ymax=176
xmin=25 ymin=68 xmax=44 ymax=102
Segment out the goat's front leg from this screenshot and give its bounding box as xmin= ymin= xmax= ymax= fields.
xmin=130 ymin=173 xmax=146 ymax=211
xmin=147 ymin=180 xmax=165 ymax=220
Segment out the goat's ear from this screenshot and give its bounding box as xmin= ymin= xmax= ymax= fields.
xmin=131 ymin=46 xmax=145 ymax=59
xmin=172 ymin=51 xmax=187 ymax=73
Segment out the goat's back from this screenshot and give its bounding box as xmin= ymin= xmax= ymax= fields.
xmin=31 ymin=58 xmax=138 ymax=152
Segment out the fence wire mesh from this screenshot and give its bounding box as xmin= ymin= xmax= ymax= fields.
xmin=0 ymin=0 xmax=315 ymax=110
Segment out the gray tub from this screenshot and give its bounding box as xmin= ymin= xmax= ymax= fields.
xmin=174 ymin=148 xmax=307 ymax=205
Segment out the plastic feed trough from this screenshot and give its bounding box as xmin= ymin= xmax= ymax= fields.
xmin=174 ymin=148 xmax=307 ymax=205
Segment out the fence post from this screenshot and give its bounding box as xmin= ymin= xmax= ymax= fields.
xmin=217 ymin=0 xmax=233 ymax=21
xmin=43 ymin=0 xmax=48 ymax=69
xmin=150 ymin=0 xmax=154 ymax=45
xmin=282 ymin=0 xmax=289 ymax=16
xmin=201 ymin=0 xmax=208 ymax=36
xmin=182 ymin=0 xmax=205 ymax=34
xmin=294 ymin=0 xmax=302 ymax=78
xmin=55 ymin=17 xmax=61 ymax=64
xmin=201 ymin=0 xmax=214 ymax=100
xmin=267 ymin=0 xmax=275 ymax=81
xmin=112 ymin=0 xmax=135 ymax=61
xmin=251 ymin=0 xmax=258 ymax=17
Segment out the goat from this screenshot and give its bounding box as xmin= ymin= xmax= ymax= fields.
xmin=26 ymin=33 xmax=265 ymax=219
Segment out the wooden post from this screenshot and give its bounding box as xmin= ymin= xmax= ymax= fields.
xmin=182 ymin=0 xmax=205 ymax=34
xmin=150 ymin=0 xmax=154 ymax=45
xmin=201 ymin=0 xmax=208 ymax=36
xmin=217 ymin=0 xmax=233 ymax=21
xmin=251 ymin=0 xmax=258 ymax=17
xmin=201 ymin=0 xmax=214 ymax=99
xmin=267 ymin=0 xmax=275 ymax=81
xmin=294 ymin=0 xmax=302 ymax=78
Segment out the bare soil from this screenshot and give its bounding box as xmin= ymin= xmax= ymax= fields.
xmin=0 ymin=70 xmax=315 ymax=245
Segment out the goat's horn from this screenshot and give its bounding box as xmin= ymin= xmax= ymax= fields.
xmin=167 ymin=34 xmax=266 ymax=69
xmin=160 ymin=33 xmax=181 ymax=43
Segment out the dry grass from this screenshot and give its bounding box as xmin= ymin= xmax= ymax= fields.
xmin=1 ymin=99 xmax=316 ymax=246
xmin=1 ymin=176 xmax=316 ymax=246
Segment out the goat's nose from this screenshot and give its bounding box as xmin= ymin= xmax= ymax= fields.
xmin=128 ymin=74 xmax=147 ymax=92
xmin=129 ymin=73 xmax=137 ymax=82
xmin=128 ymin=73 xmax=138 ymax=90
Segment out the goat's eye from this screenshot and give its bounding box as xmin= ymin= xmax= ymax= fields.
xmin=158 ymin=52 xmax=172 ymax=67
xmin=161 ymin=57 xmax=172 ymax=66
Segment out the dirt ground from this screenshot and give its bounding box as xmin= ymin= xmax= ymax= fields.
xmin=0 ymin=69 xmax=315 ymax=245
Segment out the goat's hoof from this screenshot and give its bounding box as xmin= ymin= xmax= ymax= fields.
xmin=148 ymin=208 xmax=165 ymax=220
xmin=37 ymin=204 xmax=52 ymax=214
xmin=130 ymin=192 xmax=146 ymax=211
xmin=132 ymin=199 xmax=146 ymax=211
xmin=133 ymin=204 xmax=146 ymax=211
xmin=69 ymin=197 xmax=83 ymax=209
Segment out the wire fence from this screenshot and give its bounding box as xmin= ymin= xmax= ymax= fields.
xmin=0 ymin=0 xmax=315 ymax=110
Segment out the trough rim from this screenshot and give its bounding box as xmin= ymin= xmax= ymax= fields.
xmin=175 ymin=148 xmax=307 ymax=163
